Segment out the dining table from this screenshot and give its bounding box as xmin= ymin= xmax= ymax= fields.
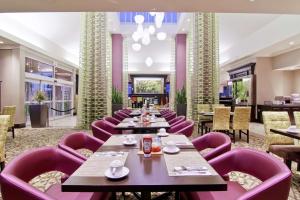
xmin=115 ymin=117 xmax=170 ymax=132
xmin=270 ymin=128 xmax=300 ymax=140
xmin=129 ymin=109 xmax=162 ymax=117
xmin=62 ymin=134 xmax=227 ymax=200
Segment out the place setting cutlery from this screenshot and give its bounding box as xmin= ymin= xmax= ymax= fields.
xmin=95 ymin=151 xmax=125 ymax=157
xmin=173 ymin=165 xmax=210 ymax=175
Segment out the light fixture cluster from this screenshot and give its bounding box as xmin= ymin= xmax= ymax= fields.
xmin=131 ymin=12 xmax=167 ymax=67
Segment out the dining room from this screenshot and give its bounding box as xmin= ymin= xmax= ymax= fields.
xmin=0 ymin=1 xmax=300 ymax=200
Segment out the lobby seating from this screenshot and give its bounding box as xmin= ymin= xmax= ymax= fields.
xmin=168 ymin=116 xmax=185 ymax=127
xmin=58 ymin=132 xmax=104 ymax=161
xmin=103 ymin=116 xmax=121 ymax=125
xmin=118 ymin=110 xmax=130 ymax=117
xmin=182 ymin=148 xmax=292 ymax=200
xmin=230 ymin=107 xmax=251 ymax=143
xmin=262 ymin=111 xmax=294 ymax=150
xmin=1 ymin=106 xmax=16 ymax=138
xmin=192 ymin=132 xmax=231 ymax=161
xmin=169 ymin=120 xmax=195 ymax=137
xmin=91 ymin=120 xmax=117 ymax=141
xmin=0 ymin=147 xmax=110 ymax=200
xmin=113 ymin=111 xmax=127 ymax=121
xmin=0 ymin=115 xmax=10 ymax=170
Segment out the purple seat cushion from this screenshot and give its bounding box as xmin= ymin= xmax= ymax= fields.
xmin=185 ymin=181 xmax=247 ymax=200
xmin=45 ymin=183 xmax=110 ymax=200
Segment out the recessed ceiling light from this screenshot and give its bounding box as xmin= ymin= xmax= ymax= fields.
xmin=289 ymin=41 xmax=295 ymax=45
xmin=0 ymin=41 xmax=4 ymax=44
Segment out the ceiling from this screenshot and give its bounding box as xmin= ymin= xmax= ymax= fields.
xmin=0 ymin=0 xmax=300 ymax=14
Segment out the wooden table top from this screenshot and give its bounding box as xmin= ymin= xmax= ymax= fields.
xmin=129 ymin=110 xmax=162 ymax=117
xmin=270 ymin=128 xmax=300 ymax=140
xmin=62 ymin=134 xmax=227 ymax=193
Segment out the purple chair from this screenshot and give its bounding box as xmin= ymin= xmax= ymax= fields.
xmin=91 ymin=120 xmax=119 ymax=141
xmin=121 ymin=109 xmax=131 ymax=114
xmin=103 ymin=116 xmax=120 ymax=125
xmin=117 ymin=111 xmax=129 ymax=118
xmin=58 ymin=132 xmax=104 ymax=161
xmin=160 ymin=109 xmax=170 ymax=115
xmin=162 ymin=111 xmax=173 ymax=118
xmin=182 ymin=148 xmax=292 ymax=200
xmin=169 ymin=120 xmax=195 ymax=137
xmin=192 ymin=132 xmax=231 ymax=161
xmin=165 ymin=112 xmax=177 ymax=122
xmin=169 ymin=116 xmax=186 ymax=127
xmin=113 ymin=111 xmax=126 ymax=121
xmin=0 ymin=147 xmax=110 ymax=200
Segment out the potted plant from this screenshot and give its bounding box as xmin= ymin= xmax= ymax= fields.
xmin=234 ymin=82 xmax=248 ymax=104
xmin=29 ymin=91 xmax=49 ymax=128
xmin=112 ymin=87 xmax=123 ymax=114
xmin=176 ymin=87 xmax=187 ymax=116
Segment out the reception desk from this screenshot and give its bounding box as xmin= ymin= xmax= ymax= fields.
xmin=257 ymin=104 xmax=300 ymax=124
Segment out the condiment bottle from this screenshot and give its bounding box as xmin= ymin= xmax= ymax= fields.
xmin=143 ymin=135 xmax=152 ymax=158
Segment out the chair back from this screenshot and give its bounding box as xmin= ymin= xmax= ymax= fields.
xmin=91 ymin=120 xmax=115 ymax=141
xmin=212 ymin=107 xmax=230 ymax=131
xmin=2 ymin=106 xmax=16 ymax=128
xmin=103 ymin=116 xmax=120 ymax=125
xmin=165 ymin=112 xmax=176 ymax=122
xmin=262 ymin=111 xmax=293 ymax=150
xmin=209 ymin=148 xmax=291 ymax=200
xmin=0 ymin=147 xmax=83 ymax=200
xmin=294 ymin=111 xmax=300 ymax=129
xmin=169 ymin=120 xmax=194 ymax=137
xmin=192 ymin=132 xmax=231 ymax=161
xmin=0 ymin=115 xmax=10 ymax=163
xmin=113 ymin=111 xmax=126 ymax=121
xmin=169 ymin=116 xmax=185 ymax=126
xmin=197 ymin=104 xmax=211 ymax=121
xmin=58 ymin=132 xmax=104 ymax=161
xmin=232 ymin=107 xmax=251 ymax=130
xmin=118 ymin=110 xmax=130 ymax=118
xmin=211 ymin=104 xmax=225 ymax=111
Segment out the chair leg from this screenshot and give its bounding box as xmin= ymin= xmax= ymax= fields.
xmin=246 ymin=129 xmax=249 ymax=143
xmin=12 ymin=127 xmax=15 ymax=138
xmin=0 ymin=161 xmax=5 ymax=171
xmin=284 ymin=159 xmax=292 ymax=169
xmin=232 ymin=130 xmax=235 ymax=143
xmin=239 ymin=130 xmax=241 ymax=139
xmin=297 ymin=163 xmax=300 ymax=171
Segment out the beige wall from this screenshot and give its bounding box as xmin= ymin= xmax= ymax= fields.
xmin=272 ymin=48 xmax=300 ymax=70
xmin=292 ymin=70 xmax=300 ymax=93
xmin=256 ymin=57 xmax=294 ymax=104
xmin=0 ymin=48 xmax=25 ymax=125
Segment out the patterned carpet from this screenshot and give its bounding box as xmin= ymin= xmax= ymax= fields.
xmin=1 ymin=128 xmax=300 ymax=200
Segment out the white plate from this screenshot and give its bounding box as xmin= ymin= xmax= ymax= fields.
xmin=157 ymin=132 xmax=169 ymax=137
xmin=123 ymin=140 xmax=137 ymax=146
xmin=163 ymin=146 xmax=180 ymax=154
xmin=105 ymin=167 xmax=129 ymax=179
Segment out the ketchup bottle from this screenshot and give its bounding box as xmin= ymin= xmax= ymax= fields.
xmin=143 ymin=135 xmax=152 ymax=158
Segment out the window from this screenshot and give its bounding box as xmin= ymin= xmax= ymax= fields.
xmin=55 ymin=67 xmax=72 ymax=82
xmin=25 ymin=57 xmax=54 ymax=78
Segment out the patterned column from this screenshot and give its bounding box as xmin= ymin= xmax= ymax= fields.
xmin=77 ymin=12 xmax=110 ymax=129
xmin=169 ymin=38 xmax=176 ymax=110
xmin=122 ymin=37 xmax=129 ymax=108
xmin=106 ymin=32 xmax=112 ymax=116
xmin=190 ymin=13 xmax=219 ymax=121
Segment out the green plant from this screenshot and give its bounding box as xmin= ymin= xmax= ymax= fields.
xmin=176 ymin=87 xmax=187 ymax=104
xmin=112 ymin=87 xmax=123 ymax=104
xmin=233 ymin=81 xmax=248 ymax=101
xmin=34 ymin=90 xmax=46 ymax=104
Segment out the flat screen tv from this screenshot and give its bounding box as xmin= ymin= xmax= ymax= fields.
xmin=133 ymin=77 xmax=164 ymax=94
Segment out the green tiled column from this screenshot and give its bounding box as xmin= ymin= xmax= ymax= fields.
xmin=77 ymin=12 xmax=111 ymax=129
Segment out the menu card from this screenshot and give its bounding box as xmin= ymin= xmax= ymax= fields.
xmin=72 ymin=152 xmax=128 ymax=177
xmin=161 ymin=135 xmax=193 ymax=148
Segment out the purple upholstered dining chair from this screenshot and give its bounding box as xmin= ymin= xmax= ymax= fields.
xmin=0 ymin=147 xmax=110 ymax=200
xmin=169 ymin=116 xmax=186 ymax=127
xmin=181 ymin=148 xmax=292 ymax=200
xmin=121 ymin=109 xmax=131 ymax=115
xmin=117 ymin=111 xmax=130 ymax=118
xmin=169 ymin=120 xmax=195 ymax=137
xmin=58 ymin=132 xmax=104 ymax=161
xmin=103 ymin=116 xmax=121 ymax=125
xmin=162 ymin=111 xmax=173 ymax=117
xmin=192 ymin=132 xmax=231 ymax=161
xmin=91 ymin=119 xmax=119 ymax=141
xmin=164 ymin=112 xmax=177 ymax=122
xmin=113 ymin=111 xmax=126 ymax=121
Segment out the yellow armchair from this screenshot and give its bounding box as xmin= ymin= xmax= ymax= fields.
xmin=0 ymin=115 xmax=10 ymax=170
xmin=1 ymin=105 xmax=16 ymax=138
xmin=262 ymin=111 xmax=294 ymax=151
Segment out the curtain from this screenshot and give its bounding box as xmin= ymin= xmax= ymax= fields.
xmin=77 ymin=12 xmax=111 ymax=129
